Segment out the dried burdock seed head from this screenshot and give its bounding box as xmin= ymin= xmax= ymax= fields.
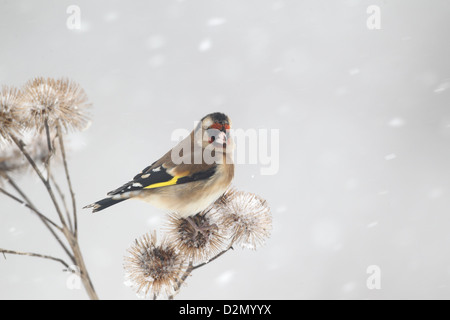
xmin=166 ymin=211 xmax=228 ymax=264
xmin=215 ymin=190 xmax=272 ymax=250
xmin=21 ymin=77 xmax=91 ymax=133
xmin=124 ymin=232 xmax=188 ymax=299
xmin=0 ymin=86 xmax=23 ymax=145
xmin=216 ymin=186 xmax=239 ymax=206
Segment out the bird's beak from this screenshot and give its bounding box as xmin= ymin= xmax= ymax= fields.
xmin=215 ymin=131 xmax=228 ymax=145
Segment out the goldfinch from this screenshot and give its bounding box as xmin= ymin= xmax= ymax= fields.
xmin=84 ymin=112 xmax=235 ymax=218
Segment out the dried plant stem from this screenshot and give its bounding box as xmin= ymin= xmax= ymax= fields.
xmin=44 ymin=118 xmax=53 ymax=155
xmin=9 ymin=134 xmax=67 ymax=229
xmin=43 ymin=118 xmax=54 ymax=182
xmin=169 ymin=246 xmax=233 ymax=299
xmin=56 ymin=123 xmax=78 ymax=238
xmin=0 ymin=172 xmax=74 ymax=261
xmin=0 ymin=186 xmax=62 ymax=232
xmin=191 ymin=246 xmax=233 ymax=271
xmin=0 ymin=248 xmax=70 ymax=269
xmin=169 ymin=260 xmax=194 ymax=300
xmin=5 ymin=133 xmax=98 ymax=300
xmin=68 ymin=237 xmax=98 ymax=300
xmin=43 ymin=124 xmax=73 ymax=232
xmin=51 ymin=173 xmax=73 ymax=232
xmin=54 ymin=126 xmax=98 ymax=299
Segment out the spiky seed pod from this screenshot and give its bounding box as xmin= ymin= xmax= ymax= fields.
xmin=215 ymin=190 xmax=272 ymax=250
xmin=0 ymin=86 xmax=23 ymax=145
xmin=20 ymin=77 xmax=91 ymax=133
xmin=124 ymin=232 xmax=188 ymax=299
xmin=216 ymin=186 xmax=239 ymax=206
xmin=166 ymin=211 xmax=228 ymax=264
xmin=55 ymin=78 xmax=91 ymax=131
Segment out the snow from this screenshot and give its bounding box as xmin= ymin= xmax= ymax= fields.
xmin=367 ymin=221 xmax=379 ymax=228
xmin=2 ymin=0 xmax=450 ymax=301
xmin=216 ymin=270 xmax=234 ymax=285
xmin=384 ymin=154 xmax=397 ymax=161
xmin=198 ymin=38 xmax=212 ymax=52
xmin=104 ymin=12 xmax=119 ymax=22
xmin=341 ymin=282 xmax=357 ymax=293
xmin=388 ymin=117 xmax=405 ymax=128
xmin=434 ymin=80 xmax=450 ymax=93
xmin=148 ymin=54 xmax=165 ymax=68
xmin=428 ymin=188 xmax=444 ymax=199
xmin=311 ymin=220 xmax=341 ymax=249
xmin=207 ymin=17 xmax=226 ymax=26
xmin=146 ymin=35 xmax=166 ymax=50
xmin=348 ymin=68 xmax=360 ymax=76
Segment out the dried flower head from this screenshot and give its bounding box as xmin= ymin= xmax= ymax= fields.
xmin=21 ymin=77 xmax=91 ymax=133
xmin=124 ymin=232 xmax=188 ymax=299
xmin=0 ymin=86 xmax=23 ymax=145
xmin=215 ymin=190 xmax=272 ymax=250
xmin=166 ymin=211 xmax=228 ymax=264
xmin=216 ymin=187 xmax=239 ymax=206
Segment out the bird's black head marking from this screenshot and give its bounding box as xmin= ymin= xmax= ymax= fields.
xmin=203 ymin=112 xmax=230 ymax=125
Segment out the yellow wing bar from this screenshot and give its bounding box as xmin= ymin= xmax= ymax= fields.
xmin=143 ymin=176 xmax=180 ymax=189
xmin=143 ymin=170 xmax=191 ymax=189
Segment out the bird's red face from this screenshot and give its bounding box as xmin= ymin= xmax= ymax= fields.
xmin=196 ymin=113 xmax=234 ymax=156
xmin=207 ymin=122 xmax=231 ymax=148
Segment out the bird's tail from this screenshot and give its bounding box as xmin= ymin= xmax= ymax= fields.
xmin=83 ymin=196 xmax=128 ymax=213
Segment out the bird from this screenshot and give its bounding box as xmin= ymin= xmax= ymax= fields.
xmin=84 ymin=112 xmax=235 ymax=229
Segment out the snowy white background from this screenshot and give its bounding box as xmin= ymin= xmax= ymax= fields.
xmin=1 ymin=0 xmax=450 ymax=299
